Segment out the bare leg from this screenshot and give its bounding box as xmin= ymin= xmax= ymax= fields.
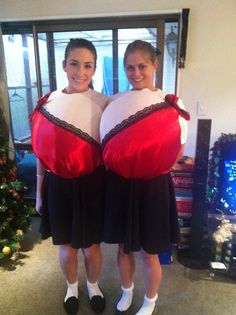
xmin=117 ymin=243 xmax=135 ymax=288
xmin=82 ymin=244 xmax=102 ymax=283
xmin=134 ymin=249 xmax=162 ymax=315
xmin=140 ymin=249 xmax=162 ymax=298
xmin=116 ymin=244 xmax=136 ymax=312
xmin=59 ymin=244 xmax=78 ymax=283
xmin=82 ymin=244 xmax=105 ymax=313
xmin=59 ymin=245 xmax=79 ymax=314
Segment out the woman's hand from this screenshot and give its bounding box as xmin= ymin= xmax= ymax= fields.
xmin=35 ymin=194 xmax=43 ymax=215
xmin=35 ymin=159 xmax=46 ymax=216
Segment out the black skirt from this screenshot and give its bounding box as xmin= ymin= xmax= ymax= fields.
xmin=103 ymin=170 xmax=179 ymax=254
xmin=40 ymin=166 xmax=106 ymax=249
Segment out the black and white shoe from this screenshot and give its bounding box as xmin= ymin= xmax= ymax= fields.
xmin=89 ymin=295 xmax=106 ymax=313
xmin=115 ymin=308 xmax=131 ymax=315
xmin=64 ymin=296 xmax=79 ymax=314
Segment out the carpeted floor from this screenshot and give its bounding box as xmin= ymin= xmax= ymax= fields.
xmin=0 ymin=216 xmax=236 ymax=315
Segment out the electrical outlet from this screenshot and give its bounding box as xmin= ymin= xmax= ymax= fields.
xmin=197 ymin=101 xmax=205 ymax=116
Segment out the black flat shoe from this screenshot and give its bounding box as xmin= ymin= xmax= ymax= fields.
xmin=115 ymin=304 xmax=132 ymax=315
xmin=64 ymin=296 xmax=79 ymax=314
xmin=90 ymin=295 xmax=106 ymax=313
xmin=131 ymin=304 xmax=157 ymax=315
xmin=115 ymin=309 xmax=130 ymax=315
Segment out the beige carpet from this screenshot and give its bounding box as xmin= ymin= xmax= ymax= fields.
xmin=0 ymin=216 xmax=236 ymax=315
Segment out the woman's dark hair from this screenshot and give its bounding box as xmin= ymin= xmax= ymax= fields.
xmin=64 ymin=38 xmax=97 ymax=89
xmin=64 ymin=38 xmax=97 ymax=68
xmin=123 ymin=40 xmax=161 ymax=66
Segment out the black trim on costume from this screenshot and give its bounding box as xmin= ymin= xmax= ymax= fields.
xmin=38 ymin=106 xmax=100 ymax=149
xmin=101 ymin=101 xmax=171 ymax=149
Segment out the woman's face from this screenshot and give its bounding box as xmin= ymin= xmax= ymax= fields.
xmin=63 ymin=48 xmax=95 ymax=93
xmin=125 ymin=50 xmax=157 ymax=91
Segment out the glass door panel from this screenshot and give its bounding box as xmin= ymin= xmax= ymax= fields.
xmin=3 ymin=34 xmax=37 ymax=144
xmin=37 ymin=33 xmax=51 ymax=95
xmin=163 ymin=22 xmax=178 ymax=93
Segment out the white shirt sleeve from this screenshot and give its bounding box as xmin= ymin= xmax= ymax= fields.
xmin=177 ymin=98 xmax=188 ymax=144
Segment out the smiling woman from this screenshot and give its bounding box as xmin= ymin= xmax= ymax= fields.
xmin=30 ymin=37 xmax=109 ymax=315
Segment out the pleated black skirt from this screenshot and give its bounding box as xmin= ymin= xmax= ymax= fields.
xmin=40 ymin=166 xmax=106 ymax=249
xmin=103 ymin=170 xmax=179 ymax=254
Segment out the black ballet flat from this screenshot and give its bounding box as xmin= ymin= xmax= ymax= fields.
xmin=130 ymin=304 xmax=157 ymax=315
xmin=63 ymin=296 xmax=79 ymax=314
xmin=115 ymin=310 xmax=129 ymax=315
xmin=115 ymin=305 xmax=132 ymax=315
xmin=90 ymin=295 xmax=106 ymax=313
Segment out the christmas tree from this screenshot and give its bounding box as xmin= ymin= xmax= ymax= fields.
xmin=0 ymin=106 xmax=35 ymax=260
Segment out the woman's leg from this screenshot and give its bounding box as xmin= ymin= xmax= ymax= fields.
xmin=82 ymin=244 xmax=105 ymax=313
xmin=59 ymin=245 xmax=79 ymax=314
xmin=59 ymin=244 xmax=79 ymax=283
xmin=141 ymin=249 xmax=162 ymax=298
xmin=135 ymin=249 xmax=162 ymax=315
xmin=116 ymin=244 xmax=136 ymax=312
xmin=117 ymin=244 xmax=135 ymax=287
xmin=82 ymin=244 xmax=102 ymax=283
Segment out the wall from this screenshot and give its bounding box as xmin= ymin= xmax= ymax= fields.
xmin=0 ymin=0 xmax=236 ymax=158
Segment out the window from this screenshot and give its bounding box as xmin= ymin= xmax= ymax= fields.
xmin=2 ymin=14 xmax=180 ymax=149
xmin=3 ymin=34 xmax=37 ymax=143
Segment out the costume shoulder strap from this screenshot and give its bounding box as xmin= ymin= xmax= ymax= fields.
xmin=29 ymin=92 xmax=51 ymax=122
xmin=165 ymin=94 xmax=190 ymax=121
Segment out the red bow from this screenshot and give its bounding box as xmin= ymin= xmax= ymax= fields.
xmin=29 ymin=92 xmax=51 ymax=122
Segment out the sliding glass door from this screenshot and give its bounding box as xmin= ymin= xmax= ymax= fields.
xmin=2 ymin=15 xmax=180 ymax=148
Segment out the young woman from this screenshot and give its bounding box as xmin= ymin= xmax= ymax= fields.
xmin=100 ymin=40 xmax=190 ymax=315
xmin=31 ymin=38 xmax=109 ymax=314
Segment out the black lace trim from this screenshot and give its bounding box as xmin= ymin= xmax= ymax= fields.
xmin=101 ymin=101 xmax=171 ymax=149
xmin=38 ymin=106 xmax=100 ymax=149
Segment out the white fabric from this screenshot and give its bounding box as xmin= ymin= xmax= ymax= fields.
xmin=135 ymin=294 xmax=158 ymax=315
xmin=117 ymin=283 xmax=134 ymax=311
xmin=45 ymin=89 xmax=109 ymax=143
xmin=87 ymin=280 xmax=103 ymax=299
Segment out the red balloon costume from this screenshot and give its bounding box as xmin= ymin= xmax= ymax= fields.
xmin=100 ymin=89 xmax=190 ymax=180
xmin=31 ymin=90 xmax=105 ymax=178
xmin=102 ymin=88 xmax=190 ymax=254
xmin=30 ymin=89 xmax=109 ymax=248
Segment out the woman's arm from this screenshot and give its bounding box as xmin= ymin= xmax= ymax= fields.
xmin=35 ymin=159 xmax=46 ymax=215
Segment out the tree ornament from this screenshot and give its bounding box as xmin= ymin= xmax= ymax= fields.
xmin=2 ymin=246 xmax=11 ymax=256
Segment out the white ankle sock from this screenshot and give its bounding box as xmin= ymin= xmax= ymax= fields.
xmin=135 ymin=294 xmax=158 ymax=315
xmin=117 ymin=283 xmax=134 ymax=311
xmin=64 ymin=280 xmax=79 ymax=302
xmin=87 ymin=280 xmax=103 ymax=299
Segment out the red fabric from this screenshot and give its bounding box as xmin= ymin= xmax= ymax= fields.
xmin=102 ymin=106 xmax=181 ymax=179
xmin=31 ymin=111 xmax=102 ymax=178
xmin=165 ymin=94 xmax=190 ymax=120
xmin=29 ymin=92 xmax=51 ymax=122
